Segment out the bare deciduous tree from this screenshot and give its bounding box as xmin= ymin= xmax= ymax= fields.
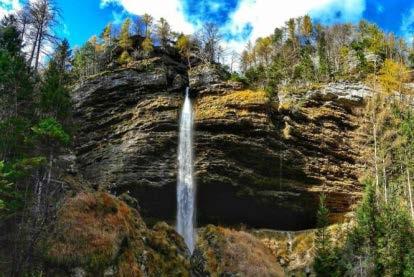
xmin=27 ymin=0 xmax=59 ymax=72
xmin=195 ymin=22 xmax=222 ymax=64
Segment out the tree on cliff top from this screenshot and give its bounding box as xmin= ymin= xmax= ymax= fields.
xmin=142 ymin=13 xmax=153 ymax=38
xmin=156 ymin=17 xmax=171 ymax=49
xmin=196 ymin=22 xmax=222 ymax=63
xmin=119 ymin=18 xmax=132 ymax=51
xmin=27 ymin=0 xmax=60 ymax=72
xmin=176 ymin=34 xmax=192 ymax=68
xmin=118 ymin=18 xmax=132 ymax=65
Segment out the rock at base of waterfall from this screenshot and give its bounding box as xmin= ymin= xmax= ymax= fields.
xmin=191 ymin=225 xmax=285 ymax=276
xmin=44 ymin=192 xmax=191 ymax=276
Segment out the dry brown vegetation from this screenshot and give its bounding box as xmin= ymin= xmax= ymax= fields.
xmin=45 ymin=192 xmax=190 ymax=276
xmin=195 ymin=89 xmax=268 ymax=120
xmin=254 ymin=221 xmax=353 ymax=274
xmin=194 ymin=225 xmax=285 ymax=276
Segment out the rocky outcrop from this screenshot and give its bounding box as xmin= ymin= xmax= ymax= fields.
xmin=192 ymin=225 xmax=285 ymax=276
xmin=45 ymin=192 xmax=191 ymax=276
xmin=73 ymin=60 xmax=366 ymax=230
xmin=305 ymin=82 xmax=372 ymax=110
xmin=189 ymin=63 xmax=230 ymax=91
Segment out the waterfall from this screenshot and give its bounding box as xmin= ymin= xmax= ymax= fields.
xmin=176 ymin=87 xmax=196 ymax=253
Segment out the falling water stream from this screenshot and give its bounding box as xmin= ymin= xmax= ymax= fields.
xmin=176 ymin=87 xmax=196 ymax=253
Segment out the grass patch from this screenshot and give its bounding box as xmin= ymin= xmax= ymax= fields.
xmin=196 ymin=89 xmax=268 ymax=120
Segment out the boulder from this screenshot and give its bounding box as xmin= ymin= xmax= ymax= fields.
xmin=45 ymin=192 xmax=191 ymax=276
xmin=192 ymin=225 xmax=285 ymax=276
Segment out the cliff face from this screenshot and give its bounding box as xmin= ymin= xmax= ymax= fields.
xmin=72 ymin=58 xmax=368 ymax=230
xmin=72 ymin=56 xmax=187 ymax=220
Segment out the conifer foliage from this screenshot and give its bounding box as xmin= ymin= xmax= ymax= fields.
xmin=0 ymin=10 xmax=71 ymax=275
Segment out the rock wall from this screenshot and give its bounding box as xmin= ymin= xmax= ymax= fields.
xmin=72 ymin=56 xmax=187 ymax=220
xmin=73 ymin=59 xmax=368 ymax=230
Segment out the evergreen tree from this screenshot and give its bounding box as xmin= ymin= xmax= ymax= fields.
xmin=313 ymin=193 xmax=337 ymax=276
xmin=53 ymin=39 xmax=71 ymax=82
xmin=377 ymin=200 xmax=414 ymax=276
xmin=40 ymin=57 xmax=71 ymax=123
xmin=0 ymin=16 xmax=35 ymax=157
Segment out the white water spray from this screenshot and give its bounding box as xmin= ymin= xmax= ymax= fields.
xmin=176 ymin=87 xmax=196 ymax=253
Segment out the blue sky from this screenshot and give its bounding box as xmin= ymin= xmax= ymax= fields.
xmin=1 ymin=0 xmax=414 ymax=50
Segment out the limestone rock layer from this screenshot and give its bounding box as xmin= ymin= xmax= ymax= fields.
xmin=73 ymin=58 xmax=367 ymax=230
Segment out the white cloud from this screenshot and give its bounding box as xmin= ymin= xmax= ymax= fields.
xmin=100 ymin=0 xmax=194 ymax=33
xmin=0 ymin=0 xmax=22 ymax=18
xmin=229 ymin=0 xmax=365 ymax=43
xmin=99 ymin=0 xmax=366 ymax=41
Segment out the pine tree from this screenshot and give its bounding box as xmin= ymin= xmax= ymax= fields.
xmin=40 ymin=59 xmax=70 ymax=122
xmin=313 ymin=193 xmax=335 ymax=276
xmin=287 ymin=18 xmax=297 ymax=52
xmin=0 ymin=16 xmax=34 ymax=156
xmin=377 ymin=200 xmax=414 ymax=276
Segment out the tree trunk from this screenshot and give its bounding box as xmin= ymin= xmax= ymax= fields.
xmin=28 ymin=30 xmax=39 ymax=68
xmin=407 ymin=167 xmax=414 ymax=219
xmin=383 ymin=158 xmax=387 ymax=204
xmin=34 ymin=26 xmax=43 ymax=72
xmin=373 ymin=123 xmax=380 ymax=196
